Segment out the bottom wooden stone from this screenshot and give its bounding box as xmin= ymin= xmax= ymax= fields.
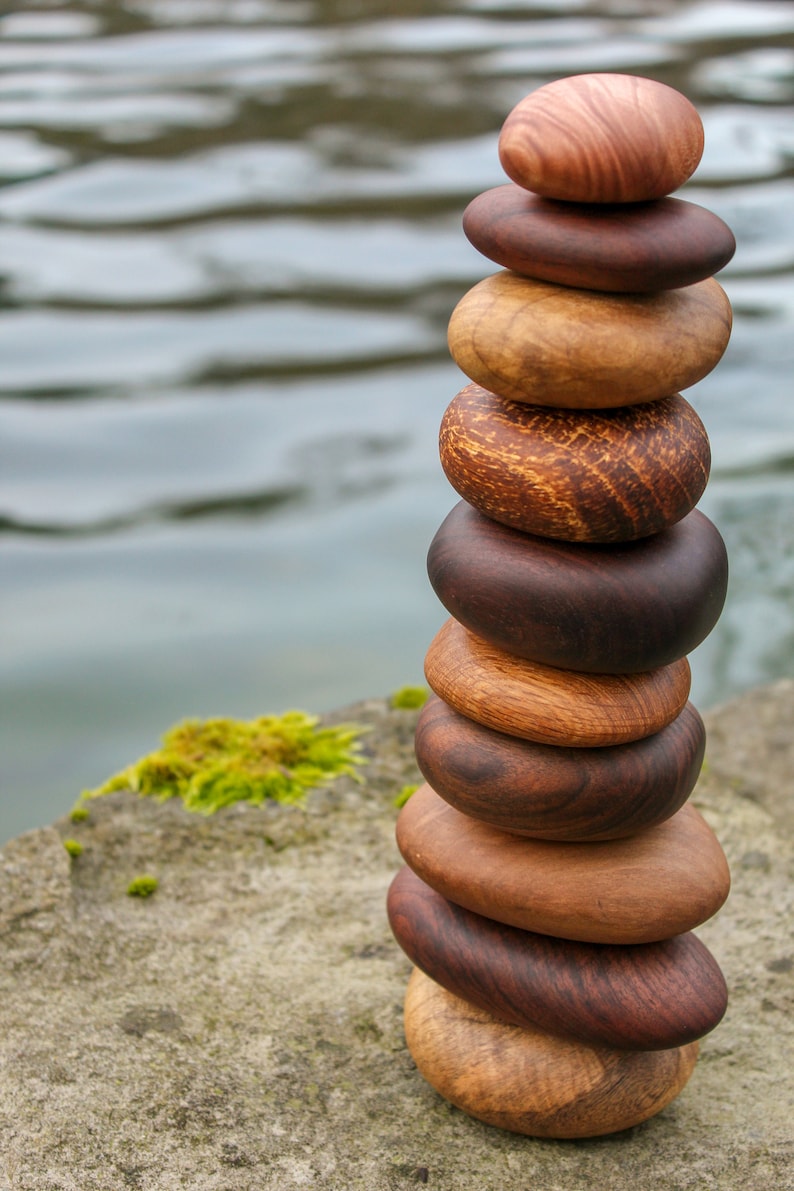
xmin=404 ymin=968 xmax=699 ymax=1139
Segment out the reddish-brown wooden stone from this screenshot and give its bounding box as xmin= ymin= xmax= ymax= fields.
xmin=425 ymin=619 xmax=690 ymax=748
xmin=462 ymin=186 xmax=735 ymax=291
xmin=414 ymin=695 xmax=705 ymax=841
xmin=404 ymin=968 xmax=700 ymax=1138
xmin=498 ymin=74 xmax=704 ymax=203
xmin=389 ymin=867 xmax=728 ymax=1050
xmin=427 ymin=502 xmax=728 ymax=671
xmin=440 ymin=384 xmax=710 ymax=543
xmin=447 ymin=272 xmax=732 ymax=408
xmin=396 ymin=784 xmax=730 ymax=943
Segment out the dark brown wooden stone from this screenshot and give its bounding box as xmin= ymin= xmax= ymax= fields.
xmin=388 ymin=866 xmax=728 ymax=1050
xmin=414 ymin=695 xmax=705 ymax=841
xmin=427 ymin=502 xmax=728 ymax=672
xmin=440 ymin=384 xmax=710 ymax=543
xmin=462 ymin=186 xmax=735 ymax=292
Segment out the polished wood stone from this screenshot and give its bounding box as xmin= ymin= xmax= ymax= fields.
xmin=498 ymin=74 xmax=704 ymax=203
xmin=427 ymin=502 xmax=728 ymax=671
xmin=404 ymin=968 xmax=700 ymax=1138
xmin=447 ymin=272 xmax=732 ymax=408
xmin=462 ymin=185 xmax=735 ymax=292
xmin=414 ymin=695 xmax=705 ymax=841
xmin=389 ymin=867 xmax=728 ymax=1050
xmin=396 ymin=784 xmax=730 ymax=943
xmin=439 ymin=385 xmax=710 ymax=543
xmin=425 ymin=619 xmax=690 ymax=748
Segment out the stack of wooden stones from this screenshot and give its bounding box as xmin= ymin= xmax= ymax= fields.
xmin=387 ymin=73 xmax=736 ymax=1139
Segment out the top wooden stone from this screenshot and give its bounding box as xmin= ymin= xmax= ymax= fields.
xmin=498 ymin=74 xmax=704 ymax=204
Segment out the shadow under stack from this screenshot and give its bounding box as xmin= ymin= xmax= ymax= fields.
xmin=387 ymin=73 xmax=735 ymax=1139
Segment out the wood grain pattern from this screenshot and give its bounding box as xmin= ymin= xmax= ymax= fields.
xmin=404 ymin=968 xmax=700 ymax=1138
xmin=498 ymin=74 xmax=704 ymax=203
xmin=389 ymin=867 xmax=728 ymax=1050
xmin=439 ymin=384 xmax=710 ymax=543
xmin=462 ymin=186 xmax=735 ymax=291
xmin=427 ymin=502 xmax=728 ymax=671
xmin=424 ymin=619 xmax=691 ymax=747
xmin=414 ymin=695 xmax=705 ymax=840
xmin=396 ymin=783 xmax=730 ymax=943
xmin=447 ymin=272 xmax=732 ymax=409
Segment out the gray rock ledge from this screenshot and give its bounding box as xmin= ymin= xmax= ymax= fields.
xmin=0 ymin=683 xmax=792 ymax=1191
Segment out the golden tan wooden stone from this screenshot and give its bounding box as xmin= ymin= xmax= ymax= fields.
xmin=404 ymin=968 xmax=700 ymax=1138
xmin=424 ymin=619 xmax=690 ymax=747
xmin=396 ymin=783 xmax=730 ymax=944
xmin=447 ymin=272 xmax=732 ymax=409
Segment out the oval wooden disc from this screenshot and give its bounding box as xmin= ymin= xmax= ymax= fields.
xmin=497 ymin=74 xmax=704 ymax=203
xmin=396 ymin=784 xmax=730 ymax=943
xmin=414 ymin=695 xmax=705 ymax=841
xmin=404 ymin=968 xmax=700 ymax=1139
xmin=389 ymin=867 xmax=728 ymax=1050
xmin=427 ymin=502 xmax=728 ymax=671
xmin=439 ymin=384 xmax=710 ymax=543
xmin=424 ymin=619 xmax=691 ymax=748
xmin=463 ymin=186 xmax=735 ymax=292
xmin=447 ymin=272 xmax=732 ymax=409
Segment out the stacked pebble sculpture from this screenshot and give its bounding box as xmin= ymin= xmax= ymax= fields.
xmin=387 ymin=73 xmax=736 ymax=1139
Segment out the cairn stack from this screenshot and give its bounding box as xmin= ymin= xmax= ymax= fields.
xmin=387 ymin=74 xmax=735 ymax=1138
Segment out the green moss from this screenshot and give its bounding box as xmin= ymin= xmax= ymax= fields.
xmin=63 ymin=838 xmax=83 ymax=858
xmin=127 ymin=875 xmax=159 ymax=898
xmin=390 ymin=686 xmax=429 ymax=710
xmin=78 ymin=710 xmax=365 ymax=816
xmin=393 ymin=783 xmax=420 ymax=809
xmin=69 ymin=806 xmax=90 ymax=823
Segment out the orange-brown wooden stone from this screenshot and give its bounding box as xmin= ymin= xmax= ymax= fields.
xmin=439 ymin=385 xmax=710 ymax=543
xmin=404 ymin=968 xmax=700 ymax=1138
xmin=389 ymin=866 xmax=728 ymax=1050
xmin=396 ymin=783 xmax=730 ymax=943
xmin=447 ymin=272 xmax=732 ymax=408
xmin=424 ymin=619 xmax=690 ymax=748
xmin=463 ymin=185 xmax=735 ymax=292
xmin=427 ymin=503 xmax=728 ymax=671
xmin=414 ymin=695 xmax=705 ymax=840
xmin=498 ymin=74 xmax=704 ymax=203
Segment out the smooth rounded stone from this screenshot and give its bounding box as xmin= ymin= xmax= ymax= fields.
xmin=404 ymin=968 xmax=700 ymax=1139
xmin=389 ymin=867 xmax=728 ymax=1050
xmin=462 ymin=185 xmax=735 ymax=292
xmin=440 ymin=385 xmax=710 ymax=543
xmin=414 ymin=695 xmax=705 ymax=841
xmin=396 ymin=784 xmax=731 ymax=944
xmin=498 ymin=74 xmax=704 ymax=203
xmin=427 ymin=502 xmax=728 ymax=671
xmin=447 ymin=272 xmax=732 ymax=409
xmin=424 ymin=618 xmax=691 ymax=748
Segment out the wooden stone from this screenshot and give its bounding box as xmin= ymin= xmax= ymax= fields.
xmin=439 ymin=384 xmax=710 ymax=543
xmin=389 ymin=867 xmax=728 ymax=1050
xmin=414 ymin=695 xmax=705 ymax=841
xmin=498 ymin=74 xmax=704 ymax=203
xmin=404 ymin=969 xmax=699 ymax=1138
xmin=447 ymin=272 xmax=732 ymax=408
xmin=462 ymin=185 xmax=735 ymax=292
xmin=424 ymin=618 xmax=690 ymax=748
xmin=427 ymin=502 xmax=728 ymax=671
xmin=396 ymin=784 xmax=730 ymax=943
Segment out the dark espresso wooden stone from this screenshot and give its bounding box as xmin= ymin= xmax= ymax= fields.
xmin=404 ymin=968 xmax=700 ymax=1139
xmin=388 ymin=867 xmax=728 ymax=1051
xmin=462 ymin=186 xmax=735 ymax=292
xmin=440 ymin=384 xmax=710 ymax=543
xmin=427 ymin=502 xmax=728 ymax=672
xmin=414 ymin=695 xmax=705 ymax=841
xmin=396 ymin=784 xmax=730 ymax=943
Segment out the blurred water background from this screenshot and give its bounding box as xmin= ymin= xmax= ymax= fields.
xmin=1 ymin=0 xmax=794 ymax=842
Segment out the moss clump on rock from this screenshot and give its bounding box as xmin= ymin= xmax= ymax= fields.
xmin=63 ymin=838 xmax=83 ymax=858
xmin=390 ymin=686 xmax=429 ymax=710
xmin=126 ymin=875 xmax=159 ymax=898
xmin=78 ymin=711 xmax=365 ymax=816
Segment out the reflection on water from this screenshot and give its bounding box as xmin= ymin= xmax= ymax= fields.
xmin=2 ymin=0 xmax=794 ymax=841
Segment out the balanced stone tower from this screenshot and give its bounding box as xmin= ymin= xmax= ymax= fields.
xmin=387 ymin=73 xmax=735 ymax=1138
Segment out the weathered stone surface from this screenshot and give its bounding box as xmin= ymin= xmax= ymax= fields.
xmin=0 ymin=684 xmax=792 ymax=1188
